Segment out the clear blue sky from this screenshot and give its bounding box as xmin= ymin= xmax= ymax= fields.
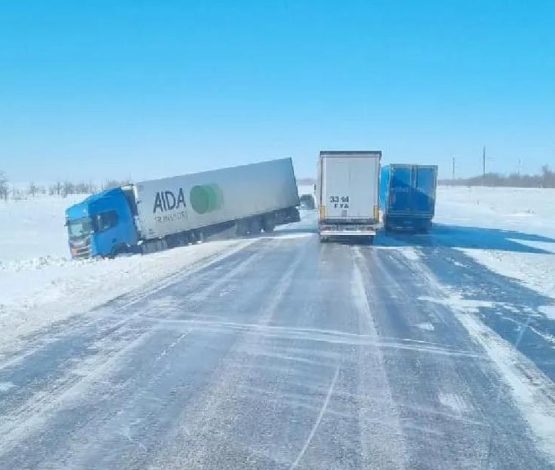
xmin=1 ymin=0 xmax=554 ymax=182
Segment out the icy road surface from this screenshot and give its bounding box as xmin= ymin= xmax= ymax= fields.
xmin=0 ymin=216 xmax=554 ymax=469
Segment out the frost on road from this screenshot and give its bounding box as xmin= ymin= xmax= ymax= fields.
xmin=0 ymin=188 xmax=554 ymax=469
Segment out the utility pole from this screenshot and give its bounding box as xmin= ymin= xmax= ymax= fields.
xmin=452 ymin=156 xmax=456 ymax=183
xmin=482 ymin=146 xmax=486 ymax=185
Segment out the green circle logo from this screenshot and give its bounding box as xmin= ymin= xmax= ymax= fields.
xmin=190 ymin=184 xmax=224 ymax=214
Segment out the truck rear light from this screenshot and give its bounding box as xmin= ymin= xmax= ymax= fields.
xmin=373 ymin=205 xmax=379 ymax=221
xmin=319 ymin=205 xmax=326 ymax=219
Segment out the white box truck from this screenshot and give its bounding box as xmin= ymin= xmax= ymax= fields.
xmin=317 ymin=150 xmax=381 ymax=243
xmin=65 ymin=158 xmax=300 ymax=258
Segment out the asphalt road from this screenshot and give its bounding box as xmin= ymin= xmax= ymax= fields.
xmin=0 ymin=222 xmax=552 ymax=469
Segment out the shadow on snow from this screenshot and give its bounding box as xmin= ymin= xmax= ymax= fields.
xmin=377 ymin=223 xmax=555 ymax=254
xmin=378 ymin=223 xmax=555 ymax=380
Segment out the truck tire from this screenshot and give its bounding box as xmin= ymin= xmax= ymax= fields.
xmin=185 ymin=232 xmax=195 ymax=245
xmin=249 ymin=218 xmax=262 ymax=235
xmin=236 ymin=221 xmax=248 ymax=237
xmin=419 ymin=221 xmax=432 ymax=233
xmin=141 ymin=239 xmax=167 ymax=255
xmin=108 ymin=244 xmax=127 ymax=258
xmin=262 ymin=217 xmax=275 ymax=233
xmin=192 ymin=230 xmax=205 ymax=243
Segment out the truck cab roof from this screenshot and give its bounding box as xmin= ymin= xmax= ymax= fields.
xmin=65 ymin=188 xmax=125 ymax=220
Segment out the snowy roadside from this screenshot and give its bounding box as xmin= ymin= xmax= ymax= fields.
xmin=0 ymin=240 xmax=252 ymax=356
xmin=435 ymin=186 xmax=555 ymax=317
xmin=0 ymin=196 xmax=256 ymax=355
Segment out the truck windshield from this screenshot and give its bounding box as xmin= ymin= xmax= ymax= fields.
xmin=67 ymin=218 xmax=93 ymax=239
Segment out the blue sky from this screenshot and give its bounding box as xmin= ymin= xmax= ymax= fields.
xmin=1 ymin=0 xmax=554 ymax=182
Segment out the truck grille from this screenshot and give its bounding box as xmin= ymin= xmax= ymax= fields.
xmin=70 ymin=238 xmax=92 ymax=259
xmin=72 ymin=245 xmax=91 ymax=259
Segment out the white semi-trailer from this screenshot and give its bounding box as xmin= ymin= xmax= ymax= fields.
xmin=65 ymin=158 xmax=300 ymax=258
xmin=317 ymin=150 xmax=381 ymax=243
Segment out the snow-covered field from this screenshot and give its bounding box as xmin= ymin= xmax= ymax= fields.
xmin=435 ymin=187 xmax=555 ymax=318
xmin=0 ymin=195 xmax=84 ymax=263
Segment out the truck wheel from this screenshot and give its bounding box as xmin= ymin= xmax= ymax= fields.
xmin=420 ymin=221 xmax=432 ymax=233
xmin=262 ymin=217 xmax=275 ymax=233
xmin=383 ymin=217 xmax=391 ymax=233
xmin=319 ymin=235 xmax=328 ymax=243
xmin=236 ymin=221 xmax=248 ymax=237
xmin=249 ymin=218 xmax=262 ymax=235
xmin=185 ymin=232 xmax=195 ymax=245
xmin=192 ymin=230 xmax=205 ymax=243
xmin=108 ymin=244 xmax=126 ymax=258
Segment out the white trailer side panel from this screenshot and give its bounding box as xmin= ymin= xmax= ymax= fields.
xmin=319 ymin=152 xmax=381 ymax=222
xmin=135 ymin=158 xmax=299 ymax=240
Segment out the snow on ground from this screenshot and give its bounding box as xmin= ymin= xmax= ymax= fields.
xmin=1 ymin=186 xmax=554 ymax=354
xmin=0 ymin=240 xmax=252 ymax=355
xmin=1 ymin=186 xmax=554 ymax=459
xmin=435 ymin=186 xmax=555 ymax=316
xmin=0 ymin=195 xmax=254 ymax=355
xmin=0 ymin=195 xmax=84 ymax=264
xmin=436 ymin=186 xmax=555 ymax=237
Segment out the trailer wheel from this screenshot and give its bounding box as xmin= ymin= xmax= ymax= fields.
xmin=185 ymin=232 xmax=195 ymax=245
xmin=419 ymin=221 xmax=432 ymax=233
xmin=235 ymin=221 xmax=248 ymax=237
xmin=262 ymin=217 xmax=275 ymax=233
xmin=192 ymin=230 xmax=205 ymax=243
xmin=249 ymin=218 xmax=262 ymax=235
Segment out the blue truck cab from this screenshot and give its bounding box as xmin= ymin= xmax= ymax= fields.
xmin=65 ymin=188 xmax=138 ymax=258
xmin=380 ymin=164 xmax=438 ymax=232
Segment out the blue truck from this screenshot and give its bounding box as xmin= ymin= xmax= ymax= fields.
xmin=65 ymin=159 xmax=300 ymax=259
xmin=380 ymin=164 xmax=438 ymax=232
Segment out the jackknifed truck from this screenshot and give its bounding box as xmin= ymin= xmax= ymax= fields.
xmin=317 ymin=150 xmax=381 ymax=243
xmin=65 ymin=158 xmax=300 ymax=259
